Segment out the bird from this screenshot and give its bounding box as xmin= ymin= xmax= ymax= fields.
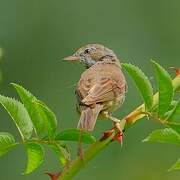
xmin=64 ymin=44 xmax=127 ymax=132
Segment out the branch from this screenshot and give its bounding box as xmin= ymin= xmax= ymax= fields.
xmin=125 ymin=74 xmax=180 ymax=127
xmin=59 ymin=75 xmax=180 ymax=180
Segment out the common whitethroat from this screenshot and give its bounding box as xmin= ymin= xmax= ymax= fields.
xmin=64 ymin=44 xmax=127 ymax=132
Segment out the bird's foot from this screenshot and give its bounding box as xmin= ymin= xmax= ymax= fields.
xmin=113 ymin=122 xmax=123 ymax=146
xmin=112 ymin=118 xmax=121 ymax=124
xmin=100 ymin=123 xmax=123 ymax=145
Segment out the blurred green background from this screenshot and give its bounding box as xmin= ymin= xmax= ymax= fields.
xmin=0 ymin=0 xmax=180 ymax=179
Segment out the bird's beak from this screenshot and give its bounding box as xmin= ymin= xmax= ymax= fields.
xmin=63 ymin=55 xmax=80 ymax=61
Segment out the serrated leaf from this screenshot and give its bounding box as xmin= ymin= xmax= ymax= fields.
xmin=48 ymin=143 xmax=70 ymax=166
xmin=122 ymin=63 xmax=153 ymax=110
xmin=12 ymin=83 xmax=57 ymax=138
xmin=167 ymin=123 xmax=180 ymax=135
xmin=169 ymin=158 xmax=180 ymax=171
xmin=24 ymin=143 xmax=45 ymax=174
xmin=151 ymin=60 xmax=174 ymax=118
xmin=0 ymin=132 xmax=17 ymax=156
xmin=35 ymin=102 xmax=57 ymax=138
xmin=55 ymin=129 xmax=96 ymax=144
xmin=11 ymin=83 xmax=46 ymax=136
xmin=143 ymin=128 xmax=180 ymax=145
xmin=0 ymin=95 xmax=33 ymax=140
xmin=167 ymin=100 xmax=180 ymax=122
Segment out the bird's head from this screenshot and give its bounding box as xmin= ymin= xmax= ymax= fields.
xmin=64 ymin=44 xmax=119 ymax=68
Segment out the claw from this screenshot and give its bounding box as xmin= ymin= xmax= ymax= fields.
xmin=113 ymin=131 xmax=123 ymax=146
xmin=113 ymin=122 xmax=123 ymax=145
xmin=100 ymin=121 xmax=124 ymax=145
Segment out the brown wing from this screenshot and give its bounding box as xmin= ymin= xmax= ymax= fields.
xmin=75 ymin=78 xmax=91 ymax=106
xmin=81 ymin=80 xmax=113 ymax=105
xmin=82 ymin=78 xmax=124 ymax=106
xmin=76 ymin=63 xmax=126 ymax=106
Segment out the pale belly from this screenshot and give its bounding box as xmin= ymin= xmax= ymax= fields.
xmin=100 ymin=95 xmax=125 ymax=114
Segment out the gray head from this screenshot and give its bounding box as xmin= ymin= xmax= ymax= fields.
xmin=64 ymin=44 xmax=119 ymax=68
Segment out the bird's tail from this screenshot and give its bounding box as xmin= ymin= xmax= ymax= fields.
xmin=77 ymin=104 xmax=103 ymax=131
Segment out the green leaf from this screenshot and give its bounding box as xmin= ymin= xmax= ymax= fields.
xmin=12 ymin=83 xmax=57 ymax=138
xmin=11 ymin=83 xmax=46 ymax=136
xmin=35 ymin=101 xmax=57 ymax=138
xmin=169 ymin=158 xmax=180 ymax=171
xmin=24 ymin=143 xmax=45 ymax=174
xmin=143 ymin=128 xmax=180 ymax=145
xmin=167 ymin=100 xmax=180 ymax=121
xmin=55 ymin=129 xmax=96 ymax=144
xmin=151 ymin=60 xmax=174 ymax=118
xmin=0 ymin=95 xmax=33 ymax=140
xmin=48 ymin=143 xmax=70 ymax=166
xmin=122 ymin=63 xmax=153 ymax=110
xmin=0 ymin=132 xmax=17 ymax=156
xmin=167 ymin=123 xmax=180 ymax=135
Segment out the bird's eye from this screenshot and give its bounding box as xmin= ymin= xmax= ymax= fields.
xmin=84 ymin=48 xmax=91 ymax=54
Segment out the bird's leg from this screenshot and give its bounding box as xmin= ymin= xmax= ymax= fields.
xmin=77 ymin=129 xmax=84 ymax=160
xmin=112 ymin=119 xmax=123 ymax=145
xmin=102 ymin=112 xmax=123 ymax=144
xmin=102 ymin=112 xmax=121 ymax=127
xmin=108 ymin=115 xmax=121 ymax=124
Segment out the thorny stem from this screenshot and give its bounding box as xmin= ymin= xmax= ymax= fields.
xmin=124 ymin=74 xmax=180 ymax=128
xmin=59 ymin=75 xmax=180 ymax=180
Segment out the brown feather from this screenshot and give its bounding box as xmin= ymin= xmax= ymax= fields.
xmin=75 ymin=61 xmax=126 ymax=130
xmin=82 ymin=80 xmax=116 ymax=105
xmin=77 ymin=104 xmax=103 ymax=131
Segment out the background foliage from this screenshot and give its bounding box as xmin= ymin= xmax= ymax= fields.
xmin=0 ymin=0 xmax=180 ymax=180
